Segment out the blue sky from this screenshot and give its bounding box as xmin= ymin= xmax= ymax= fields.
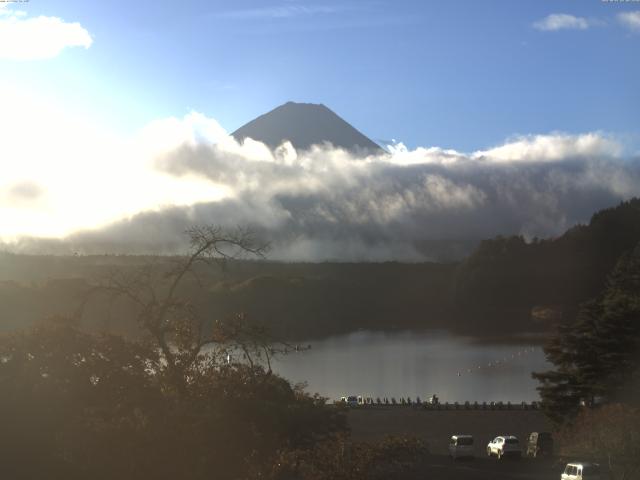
xmin=2 ymin=0 xmax=638 ymax=151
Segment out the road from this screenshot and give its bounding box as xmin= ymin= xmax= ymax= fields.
xmin=407 ymin=455 xmax=560 ymax=480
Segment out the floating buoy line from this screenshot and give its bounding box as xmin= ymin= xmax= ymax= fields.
xmin=455 ymin=346 xmax=538 ymax=377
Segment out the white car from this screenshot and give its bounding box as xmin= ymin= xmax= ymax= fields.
xmin=561 ymin=462 xmax=602 ymax=480
xmin=487 ymin=435 xmax=521 ymax=459
xmin=448 ymin=435 xmax=474 ymax=460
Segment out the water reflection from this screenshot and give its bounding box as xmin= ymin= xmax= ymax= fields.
xmin=273 ymin=330 xmax=549 ymax=402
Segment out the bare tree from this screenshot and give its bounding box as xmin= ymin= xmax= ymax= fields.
xmin=78 ymin=225 xmax=298 ymax=392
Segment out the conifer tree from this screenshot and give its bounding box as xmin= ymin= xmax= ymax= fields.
xmin=533 ymin=243 xmax=640 ymax=424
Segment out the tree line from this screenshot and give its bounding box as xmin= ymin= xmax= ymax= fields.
xmin=4 ymin=199 xmax=640 ymax=340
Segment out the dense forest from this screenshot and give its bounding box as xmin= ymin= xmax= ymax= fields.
xmin=1 ymin=198 xmax=640 ymax=340
xmin=453 ymin=197 xmax=640 ymax=333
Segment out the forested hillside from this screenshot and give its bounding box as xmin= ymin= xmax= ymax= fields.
xmin=454 ymin=198 xmax=640 ymax=332
xmin=2 ymin=199 xmax=639 ymax=339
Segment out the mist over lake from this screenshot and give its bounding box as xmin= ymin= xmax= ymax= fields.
xmin=274 ymin=330 xmax=549 ymax=403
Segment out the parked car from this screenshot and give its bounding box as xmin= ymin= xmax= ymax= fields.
xmin=448 ymin=435 xmax=474 ymax=460
xmin=526 ymin=431 xmax=553 ymax=458
xmin=561 ymin=462 xmax=602 ymax=480
xmin=487 ymin=435 xmax=521 ymax=459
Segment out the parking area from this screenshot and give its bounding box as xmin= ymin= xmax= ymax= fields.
xmin=348 ymin=407 xmax=560 ymax=478
xmin=348 ymin=406 xmax=552 ymax=454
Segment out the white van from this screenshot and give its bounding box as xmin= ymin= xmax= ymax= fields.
xmin=448 ymin=435 xmax=474 ymax=460
xmin=561 ymin=462 xmax=602 ymax=480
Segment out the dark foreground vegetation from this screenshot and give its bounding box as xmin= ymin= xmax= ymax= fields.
xmin=2 ymin=198 xmax=640 ymax=340
xmin=0 ymin=227 xmax=427 ymax=479
xmin=0 ymin=321 xmax=431 ymax=480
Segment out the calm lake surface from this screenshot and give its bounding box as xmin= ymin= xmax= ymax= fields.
xmin=273 ymin=330 xmax=550 ymax=402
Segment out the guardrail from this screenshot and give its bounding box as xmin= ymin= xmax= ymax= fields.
xmin=336 ymin=398 xmax=540 ymax=410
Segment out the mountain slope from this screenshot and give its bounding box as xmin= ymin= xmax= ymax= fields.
xmin=232 ymin=101 xmax=383 ymax=154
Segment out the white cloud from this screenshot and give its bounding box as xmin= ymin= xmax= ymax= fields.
xmin=0 ymin=7 xmax=92 ymax=60
xmin=533 ymin=13 xmax=590 ymax=31
xmin=381 ymin=133 xmax=621 ymax=166
xmin=473 ymin=133 xmax=621 ymax=163
xmin=618 ymin=11 xmax=640 ymax=32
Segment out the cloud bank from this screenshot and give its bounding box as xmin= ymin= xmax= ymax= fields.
xmin=144 ymin=131 xmax=638 ymax=261
xmin=3 ymin=105 xmax=638 ymax=261
xmin=0 ymin=6 xmax=92 ymax=60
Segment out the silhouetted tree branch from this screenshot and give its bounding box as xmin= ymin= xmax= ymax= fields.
xmin=78 ymin=225 xmax=277 ymax=392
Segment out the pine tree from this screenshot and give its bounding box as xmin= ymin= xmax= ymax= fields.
xmin=533 ymin=244 xmax=640 ymax=425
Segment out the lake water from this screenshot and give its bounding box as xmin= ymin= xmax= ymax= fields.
xmin=273 ymin=330 xmax=550 ymax=402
